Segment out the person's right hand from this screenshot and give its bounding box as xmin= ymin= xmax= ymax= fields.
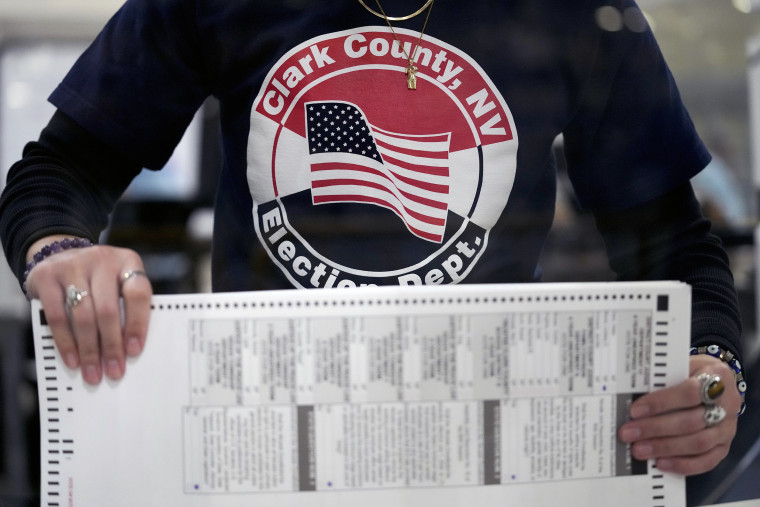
xmin=24 ymin=236 xmax=152 ymax=385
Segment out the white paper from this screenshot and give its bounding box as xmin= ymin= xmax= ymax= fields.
xmin=33 ymin=282 xmax=690 ymax=507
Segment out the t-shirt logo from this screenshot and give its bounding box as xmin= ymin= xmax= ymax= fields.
xmin=306 ymin=101 xmax=451 ymax=243
xmin=248 ymin=27 xmax=518 ymax=288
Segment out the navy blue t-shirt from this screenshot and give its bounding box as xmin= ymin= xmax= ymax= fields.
xmin=49 ymin=0 xmax=710 ymax=292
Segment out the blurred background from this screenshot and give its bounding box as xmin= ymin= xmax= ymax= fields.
xmin=0 ymin=0 xmax=759 ymax=505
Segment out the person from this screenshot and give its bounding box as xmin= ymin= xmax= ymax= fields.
xmin=0 ymin=0 xmax=746 ymax=478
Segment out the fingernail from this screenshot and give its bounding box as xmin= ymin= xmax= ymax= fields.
xmin=127 ymin=337 xmax=142 ymax=357
xmin=84 ymin=365 xmax=100 ymax=384
xmin=64 ymin=353 xmax=79 ymax=369
xmin=657 ymin=459 xmax=673 ymax=471
xmin=630 ymin=404 xmax=650 ymax=418
xmin=634 ymin=443 xmax=653 ymax=459
xmin=620 ymin=426 xmax=641 ymax=442
xmin=106 ymin=360 xmax=123 ymax=379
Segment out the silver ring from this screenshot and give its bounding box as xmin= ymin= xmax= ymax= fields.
xmin=697 ymin=373 xmax=725 ymax=405
xmin=704 ymin=405 xmax=726 ymax=428
xmin=121 ymin=270 xmax=148 ymax=284
xmin=65 ymin=284 xmax=89 ymax=308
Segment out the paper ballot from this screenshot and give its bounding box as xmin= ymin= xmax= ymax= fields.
xmin=32 ymin=282 xmax=691 ymax=507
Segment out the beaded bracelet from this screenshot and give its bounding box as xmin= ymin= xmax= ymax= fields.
xmin=22 ymin=237 xmax=94 ymax=299
xmin=690 ymin=344 xmax=747 ymax=416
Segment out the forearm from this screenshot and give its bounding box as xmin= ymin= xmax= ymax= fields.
xmin=0 ymin=159 xmax=104 ymax=283
xmin=593 ymin=182 xmax=742 ymax=360
xmin=0 ymin=111 xmax=142 ymax=285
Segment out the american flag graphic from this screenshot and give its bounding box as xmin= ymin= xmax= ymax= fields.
xmin=306 ymin=101 xmax=451 ymax=243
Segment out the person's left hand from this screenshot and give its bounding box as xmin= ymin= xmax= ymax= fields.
xmin=617 ymin=353 xmax=741 ymax=475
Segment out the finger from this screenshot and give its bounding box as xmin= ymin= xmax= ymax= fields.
xmin=620 ymin=404 xmax=706 ymax=442
xmin=36 ymin=285 xmax=80 ymax=369
xmin=26 ymin=263 xmax=80 ymax=369
xmin=692 ymin=357 xmax=743 ymax=415
xmin=119 ymin=269 xmax=152 ymax=357
xmin=629 ymin=408 xmax=736 ymax=462
xmin=66 ymin=285 xmax=102 ymax=385
xmin=630 ymin=363 xmax=738 ymax=419
xmin=654 ymin=442 xmax=732 ymax=476
xmin=628 ymin=378 xmax=703 ymax=418
xmin=91 ymin=271 xmax=126 ymax=380
xmin=630 ymin=416 xmax=736 ymax=460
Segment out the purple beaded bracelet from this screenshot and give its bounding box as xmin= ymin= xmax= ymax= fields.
xmin=22 ymin=237 xmax=94 ymax=299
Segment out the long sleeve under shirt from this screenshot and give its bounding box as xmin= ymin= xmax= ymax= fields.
xmin=0 ymin=110 xmax=744 ymax=365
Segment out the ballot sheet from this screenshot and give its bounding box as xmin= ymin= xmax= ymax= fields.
xmin=32 ymin=282 xmax=690 ymax=507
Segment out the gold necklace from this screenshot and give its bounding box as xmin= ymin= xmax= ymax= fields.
xmin=357 ymin=0 xmax=434 ymax=21
xmin=370 ymin=0 xmax=435 ymax=90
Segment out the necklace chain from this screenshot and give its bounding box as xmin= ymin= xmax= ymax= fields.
xmin=356 ymin=0 xmax=434 ymax=21
xmin=369 ymin=0 xmax=435 ymax=90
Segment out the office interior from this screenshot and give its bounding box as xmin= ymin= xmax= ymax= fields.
xmin=0 ymin=0 xmax=759 ymax=505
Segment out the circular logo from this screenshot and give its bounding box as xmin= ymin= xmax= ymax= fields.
xmin=248 ymin=27 xmax=518 ymax=288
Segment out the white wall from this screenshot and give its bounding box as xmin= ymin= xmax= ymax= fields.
xmin=0 ymin=0 xmax=122 ymax=40
xmin=0 ymin=0 xmax=121 ymax=317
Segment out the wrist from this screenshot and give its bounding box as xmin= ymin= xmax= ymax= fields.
xmin=23 ymin=236 xmax=95 ymax=299
xmin=25 ymin=235 xmax=84 ymax=264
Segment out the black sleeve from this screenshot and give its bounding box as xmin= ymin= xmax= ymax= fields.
xmin=0 ymin=110 xmax=143 ymax=286
xmin=593 ymin=182 xmax=743 ymax=362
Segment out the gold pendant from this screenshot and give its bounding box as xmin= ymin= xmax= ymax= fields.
xmin=369 ymin=0 xmax=435 ymax=91
xmin=405 ymin=62 xmax=418 ymax=90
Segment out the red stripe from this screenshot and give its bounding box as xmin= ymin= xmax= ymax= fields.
xmin=400 ymin=200 xmax=447 ymax=224
xmin=372 ymin=126 xmax=449 ymax=143
xmin=393 ymin=171 xmax=449 ymax=194
xmin=381 ymin=153 xmax=449 ymax=177
xmin=311 ymin=178 xmax=447 ymax=220
xmin=313 ymin=194 xmax=444 ymax=242
xmin=374 ymin=137 xmax=449 ymax=160
xmin=397 ymin=187 xmax=448 ymax=211
xmin=312 ymin=162 xmax=378 ymax=174
xmin=311 ymin=162 xmax=448 ymax=194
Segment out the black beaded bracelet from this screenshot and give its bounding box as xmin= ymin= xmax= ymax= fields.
xmin=690 ymin=344 xmax=747 ymax=416
xmin=22 ymin=237 xmax=94 ymax=299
